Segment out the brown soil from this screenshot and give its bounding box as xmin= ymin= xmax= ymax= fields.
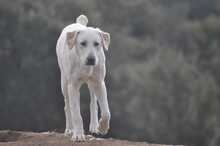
xmin=0 ymin=130 xmax=183 ymax=146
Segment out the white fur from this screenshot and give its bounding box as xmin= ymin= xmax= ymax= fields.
xmin=56 ymin=15 xmax=111 ymax=142
xmin=76 ymin=15 xmax=88 ymax=26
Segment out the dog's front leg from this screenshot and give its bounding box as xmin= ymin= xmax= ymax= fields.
xmin=88 ymin=84 xmax=99 ymax=134
xmin=61 ymin=77 xmax=73 ymax=136
xmin=67 ymin=83 xmax=85 ymax=141
xmin=93 ymin=81 xmax=111 ymax=135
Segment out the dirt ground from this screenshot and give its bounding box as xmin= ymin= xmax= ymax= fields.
xmin=0 ymin=130 xmax=183 ymax=146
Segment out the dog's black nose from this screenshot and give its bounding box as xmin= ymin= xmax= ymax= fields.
xmin=86 ymin=57 xmax=96 ymax=65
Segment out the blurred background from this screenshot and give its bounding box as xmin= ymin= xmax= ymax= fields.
xmin=0 ymin=0 xmax=220 ymax=145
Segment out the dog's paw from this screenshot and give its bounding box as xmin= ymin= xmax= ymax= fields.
xmin=98 ymin=118 xmax=109 ymax=135
xmin=89 ymin=122 xmax=99 ymax=134
xmin=64 ymin=129 xmax=72 ymax=136
xmin=71 ymin=131 xmax=86 ymax=142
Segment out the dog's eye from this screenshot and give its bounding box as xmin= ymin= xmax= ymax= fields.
xmin=80 ymin=41 xmax=87 ymax=47
xmin=94 ymin=42 xmax=99 ymax=47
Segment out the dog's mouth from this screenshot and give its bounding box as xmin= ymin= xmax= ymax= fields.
xmin=86 ymin=62 xmax=95 ymax=66
xmin=86 ymin=63 xmax=95 ymax=66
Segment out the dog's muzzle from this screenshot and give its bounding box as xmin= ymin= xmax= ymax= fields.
xmin=86 ymin=56 xmax=96 ymax=66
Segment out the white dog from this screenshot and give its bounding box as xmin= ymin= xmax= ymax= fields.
xmin=56 ymin=15 xmax=111 ymax=141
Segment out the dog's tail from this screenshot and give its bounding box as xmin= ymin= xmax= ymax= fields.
xmin=76 ymin=15 xmax=88 ymax=26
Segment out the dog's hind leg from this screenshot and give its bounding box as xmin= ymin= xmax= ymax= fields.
xmin=61 ymin=76 xmax=73 ymax=136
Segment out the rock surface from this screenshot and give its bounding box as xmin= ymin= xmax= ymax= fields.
xmin=0 ymin=130 xmax=183 ymax=146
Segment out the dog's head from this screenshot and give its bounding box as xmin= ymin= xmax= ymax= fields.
xmin=66 ymin=28 xmax=110 ymax=66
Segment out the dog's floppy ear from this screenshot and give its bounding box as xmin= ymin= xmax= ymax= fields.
xmin=66 ymin=31 xmax=78 ymax=49
xmin=100 ymin=32 xmax=110 ymax=51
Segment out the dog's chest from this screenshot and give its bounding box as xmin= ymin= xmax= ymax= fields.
xmin=78 ymin=66 xmax=95 ymax=81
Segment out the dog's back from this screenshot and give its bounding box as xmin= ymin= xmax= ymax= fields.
xmin=56 ymin=15 xmax=88 ymax=53
xmin=56 ymin=15 xmax=88 ymax=75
